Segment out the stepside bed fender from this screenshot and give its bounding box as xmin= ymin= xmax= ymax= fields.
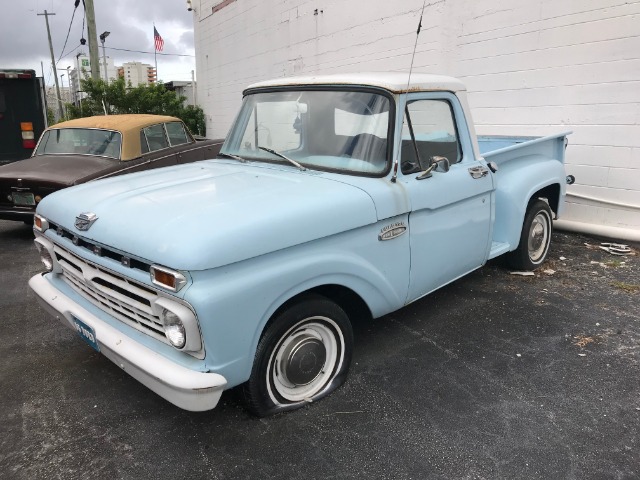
xmin=492 ymin=155 xmax=566 ymax=250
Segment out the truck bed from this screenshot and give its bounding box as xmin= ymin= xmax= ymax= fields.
xmin=478 ymin=132 xmax=572 ymax=261
xmin=478 ymin=133 xmax=571 ymax=166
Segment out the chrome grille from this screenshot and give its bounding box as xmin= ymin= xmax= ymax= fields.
xmin=54 ymin=244 xmax=169 ymax=344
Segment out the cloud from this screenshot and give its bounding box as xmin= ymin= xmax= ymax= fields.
xmin=1 ymin=0 xmax=196 ymax=82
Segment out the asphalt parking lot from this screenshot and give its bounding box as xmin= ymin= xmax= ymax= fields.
xmin=0 ymin=219 xmax=638 ymax=480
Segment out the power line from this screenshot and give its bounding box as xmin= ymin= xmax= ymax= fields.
xmin=56 ymin=2 xmax=79 ymax=64
xmin=58 ymin=44 xmax=82 ymax=61
xmin=106 ymin=46 xmax=195 ymax=57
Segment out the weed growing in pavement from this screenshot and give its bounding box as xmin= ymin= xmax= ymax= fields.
xmin=611 ymin=281 xmax=640 ymax=293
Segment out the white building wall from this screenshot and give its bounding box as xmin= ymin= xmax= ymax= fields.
xmin=70 ymin=54 xmax=118 ymax=104
xmin=193 ymin=0 xmax=640 ymax=238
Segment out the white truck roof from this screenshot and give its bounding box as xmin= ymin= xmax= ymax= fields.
xmin=245 ymin=72 xmax=466 ymax=94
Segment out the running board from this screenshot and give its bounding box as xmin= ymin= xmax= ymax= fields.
xmin=489 ymin=241 xmax=510 ymax=259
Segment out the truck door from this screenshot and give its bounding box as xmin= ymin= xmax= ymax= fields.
xmin=400 ymin=92 xmax=493 ymax=304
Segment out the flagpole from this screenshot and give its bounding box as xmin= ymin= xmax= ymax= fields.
xmin=153 ymin=23 xmax=158 ymax=82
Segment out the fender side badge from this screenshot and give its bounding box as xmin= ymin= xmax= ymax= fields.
xmin=379 ymin=222 xmax=407 ymax=241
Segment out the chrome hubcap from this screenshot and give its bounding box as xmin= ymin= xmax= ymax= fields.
xmin=267 ymin=318 xmax=344 ymax=404
xmin=528 ymin=213 xmax=549 ymax=262
xmin=281 ymin=334 xmax=326 ymax=385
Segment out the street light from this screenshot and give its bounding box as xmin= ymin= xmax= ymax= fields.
xmin=99 ymin=31 xmax=110 ymax=83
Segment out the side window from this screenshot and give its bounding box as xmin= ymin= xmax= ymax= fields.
xmin=165 ymin=122 xmax=190 ymax=146
xmin=140 ymin=131 xmax=149 ymax=154
xmin=143 ymin=124 xmax=169 ymax=152
xmin=401 ymin=99 xmax=461 ymax=174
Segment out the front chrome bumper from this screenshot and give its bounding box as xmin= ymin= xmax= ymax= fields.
xmin=29 ymin=273 xmax=227 ymax=412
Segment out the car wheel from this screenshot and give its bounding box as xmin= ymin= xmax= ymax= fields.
xmin=507 ymin=199 xmax=553 ymax=270
xmin=242 ymin=294 xmax=353 ymax=417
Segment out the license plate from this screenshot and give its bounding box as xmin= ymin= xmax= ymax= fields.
xmin=71 ymin=315 xmax=100 ymax=352
xmin=12 ymin=192 xmax=35 ymax=206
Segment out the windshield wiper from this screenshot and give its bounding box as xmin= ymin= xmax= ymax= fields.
xmin=218 ymin=152 xmax=247 ymax=163
xmin=258 ymin=146 xmax=307 ymax=171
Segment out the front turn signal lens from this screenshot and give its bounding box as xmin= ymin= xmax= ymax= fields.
xmin=34 ymin=214 xmax=49 ymax=232
xmin=150 ymin=265 xmax=187 ymax=292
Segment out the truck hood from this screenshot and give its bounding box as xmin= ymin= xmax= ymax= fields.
xmin=0 ymin=154 xmax=118 ymax=187
xmin=37 ymin=161 xmax=378 ymax=270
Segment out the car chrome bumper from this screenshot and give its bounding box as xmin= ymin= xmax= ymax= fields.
xmin=28 ymin=273 xmax=227 ymax=412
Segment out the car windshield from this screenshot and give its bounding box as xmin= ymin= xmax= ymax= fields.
xmin=34 ymin=128 xmax=122 ymax=159
xmin=221 ymin=90 xmax=391 ymax=175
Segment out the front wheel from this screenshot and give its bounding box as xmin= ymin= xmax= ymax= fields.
xmin=242 ymin=294 xmax=353 ymax=417
xmin=507 ymin=199 xmax=553 ymax=270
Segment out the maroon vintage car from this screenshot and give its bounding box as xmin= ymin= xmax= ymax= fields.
xmin=0 ymin=114 xmax=223 ymax=223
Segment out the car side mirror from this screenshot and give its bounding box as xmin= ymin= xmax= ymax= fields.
xmin=417 ymin=156 xmax=450 ymax=180
xmin=432 ymin=156 xmax=450 ymax=172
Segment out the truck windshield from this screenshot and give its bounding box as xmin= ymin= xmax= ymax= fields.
xmin=34 ymin=128 xmax=122 ymax=159
xmin=221 ymin=90 xmax=391 ymax=175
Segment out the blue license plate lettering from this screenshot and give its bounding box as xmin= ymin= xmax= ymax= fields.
xmin=71 ymin=316 xmax=100 ymax=352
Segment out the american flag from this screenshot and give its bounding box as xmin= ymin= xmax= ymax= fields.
xmin=154 ymin=26 xmax=164 ymax=52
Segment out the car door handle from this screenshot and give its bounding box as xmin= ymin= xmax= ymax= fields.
xmin=468 ymin=166 xmax=489 ymax=179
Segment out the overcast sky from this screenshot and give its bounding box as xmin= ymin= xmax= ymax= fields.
xmin=2 ymin=0 xmax=196 ymax=85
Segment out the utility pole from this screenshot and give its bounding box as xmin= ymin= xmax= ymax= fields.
xmin=37 ymin=10 xmax=64 ymax=120
xmin=84 ymin=0 xmax=101 ymax=80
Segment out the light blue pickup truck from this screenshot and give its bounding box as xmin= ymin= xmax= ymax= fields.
xmin=29 ymin=73 xmax=572 ymax=416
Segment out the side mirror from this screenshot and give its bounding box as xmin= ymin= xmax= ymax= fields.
xmin=432 ymin=156 xmax=450 ymax=173
xmin=417 ymin=156 xmax=450 ymax=180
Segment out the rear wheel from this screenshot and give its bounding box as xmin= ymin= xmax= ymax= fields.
xmin=242 ymin=294 xmax=353 ymax=417
xmin=507 ymin=199 xmax=553 ymax=270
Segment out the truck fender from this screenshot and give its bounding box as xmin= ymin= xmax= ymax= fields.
xmin=492 ymin=155 xmax=565 ymax=249
xmin=186 ymin=248 xmax=408 ymax=387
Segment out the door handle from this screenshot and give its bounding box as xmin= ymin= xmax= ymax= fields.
xmin=468 ymin=166 xmax=489 ymax=179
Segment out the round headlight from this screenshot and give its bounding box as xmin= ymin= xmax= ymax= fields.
xmin=161 ymin=308 xmax=186 ymax=348
xmin=35 ymin=242 xmax=53 ymax=272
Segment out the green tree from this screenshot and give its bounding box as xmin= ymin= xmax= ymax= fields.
xmin=46 ymin=107 xmax=55 ymax=126
xmin=67 ymin=77 xmax=206 ymax=135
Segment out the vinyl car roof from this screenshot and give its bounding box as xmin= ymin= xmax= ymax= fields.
xmin=46 ymin=114 xmax=183 ymax=161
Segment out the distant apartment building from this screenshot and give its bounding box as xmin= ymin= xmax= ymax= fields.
xmin=68 ymin=56 xmax=157 ymax=106
xmin=164 ymin=80 xmax=197 ymax=106
xmin=118 ymin=62 xmax=157 ymax=87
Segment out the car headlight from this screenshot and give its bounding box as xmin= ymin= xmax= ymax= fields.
xmin=161 ymin=308 xmax=186 ymax=348
xmin=154 ymin=298 xmax=202 ymax=355
xmin=35 ymin=241 xmax=54 ymax=272
xmin=34 ymin=237 xmax=62 ymax=274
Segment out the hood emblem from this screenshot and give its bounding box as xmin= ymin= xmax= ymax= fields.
xmin=75 ymin=212 xmax=99 ymax=231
